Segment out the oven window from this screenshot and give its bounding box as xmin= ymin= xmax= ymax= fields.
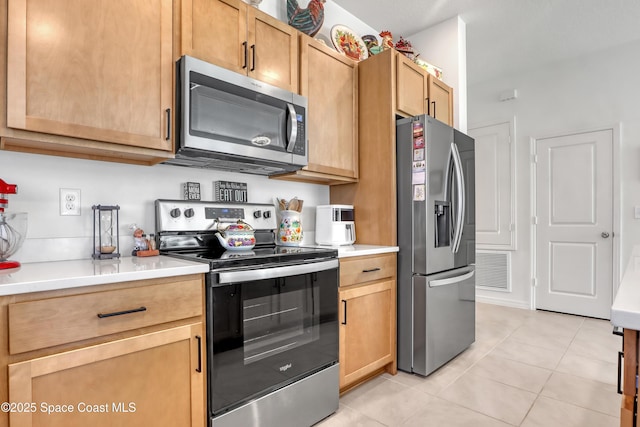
xmin=243 ymin=285 xmax=319 ymax=365
xmin=208 ymin=267 xmax=338 ymax=416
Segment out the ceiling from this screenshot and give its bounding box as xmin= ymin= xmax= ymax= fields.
xmin=331 ymin=0 xmax=640 ymax=84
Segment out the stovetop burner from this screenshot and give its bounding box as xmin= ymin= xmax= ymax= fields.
xmin=165 ymin=245 xmax=337 ymax=270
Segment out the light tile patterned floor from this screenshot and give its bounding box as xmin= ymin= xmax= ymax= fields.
xmin=317 ymin=302 xmax=621 ymax=426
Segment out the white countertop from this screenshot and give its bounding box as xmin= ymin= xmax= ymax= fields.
xmin=612 ymin=245 xmax=640 ymax=329
xmin=315 ymin=244 xmax=399 ymax=258
xmin=0 ymin=256 xmax=210 ymax=296
xmin=0 ymin=246 xmax=399 ymax=296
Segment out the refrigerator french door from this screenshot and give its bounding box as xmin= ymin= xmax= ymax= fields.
xmin=396 ymin=115 xmax=476 ymax=376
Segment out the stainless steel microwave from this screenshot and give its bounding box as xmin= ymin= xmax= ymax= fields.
xmin=165 ymin=55 xmax=307 ymax=175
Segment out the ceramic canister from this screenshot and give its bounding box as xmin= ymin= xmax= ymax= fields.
xmin=277 ymin=210 xmax=303 ymax=246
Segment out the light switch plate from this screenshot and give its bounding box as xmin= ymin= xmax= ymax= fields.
xmin=635 ymin=206 xmax=640 ymax=219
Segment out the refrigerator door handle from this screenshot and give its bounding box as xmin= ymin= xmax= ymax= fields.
xmin=450 ymin=142 xmax=465 ymax=253
xmin=445 ymin=143 xmax=455 ymax=244
xmin=429 ymin=269 xmax=475 ymax=287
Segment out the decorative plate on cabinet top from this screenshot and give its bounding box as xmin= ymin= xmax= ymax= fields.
xmin=330 ymin=25 xmax=368 ymax=61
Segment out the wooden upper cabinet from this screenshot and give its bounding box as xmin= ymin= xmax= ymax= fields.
xmin=6 ymin=0 xmax=173 ymax=153
xmin=271 ymin=35 xmax=358 ymax=185
xmin=182 ymin=0 xmax=298 ymax=92
xmin=299 ymin=36 xmax=358 ymax=181
xmin=428 ymin=75 xmax=453 ymax=126
xmin=396 ymin=53 xmax=428 ymax=117
xmin=395 ymin=52 xmax=453 ymax=126
xmin=247 ymin=7 xmax=298 ymax=91
xmin=183 ymin=0 xmax=248 ymax=73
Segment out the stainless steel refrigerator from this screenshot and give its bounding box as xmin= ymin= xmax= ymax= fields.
xmin=396 ymin=115 xmax=476 ymax=376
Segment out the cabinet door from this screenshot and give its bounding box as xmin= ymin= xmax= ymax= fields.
xmin=339 ymin=280 xmax=395 ymax=389
xmin=7 ymin=0 xmax=173 ymax=151
xmin=247 ymin=7 xmax=298 ymax=92
xmin=428 ymin=75 xmax=454 ymax=126
xmin=182 ymin=0 xmax=248 ymax=74
xmin=8 ymin=323 xmax=205 ymax=427
xmin=300 ymin=37 xmax=357 ymax=179
xmin=396 ymin=53 xmax=427 ymax=117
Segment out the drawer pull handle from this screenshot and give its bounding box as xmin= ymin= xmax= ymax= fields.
xmin=196 ymin=335 xmax=202 ymax=373
xmin=97 ymin=306 xmax=147 ymax=319
xmin=362 ymin=267 xmax=381 ymax=273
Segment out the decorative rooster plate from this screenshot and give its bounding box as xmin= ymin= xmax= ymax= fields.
xmin=330 ymin=25 xmax=368 ymax=61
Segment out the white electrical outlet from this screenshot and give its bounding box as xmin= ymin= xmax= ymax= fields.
xmin=60 ymin=188 xmax=81 ymax=216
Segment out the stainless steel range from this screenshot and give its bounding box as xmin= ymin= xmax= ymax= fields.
xmin=155 ymin=200 xmax=339 ymax=427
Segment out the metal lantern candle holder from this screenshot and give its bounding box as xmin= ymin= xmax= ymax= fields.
xmin=92 ymin=205 xmax=120 ymax=259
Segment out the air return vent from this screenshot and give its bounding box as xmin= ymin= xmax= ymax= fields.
xmin=476 ymin=251 xmax=510 ymax=291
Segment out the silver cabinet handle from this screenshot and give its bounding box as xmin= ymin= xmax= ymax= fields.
xmin=602 ymin=232 xmax=610 ymax=238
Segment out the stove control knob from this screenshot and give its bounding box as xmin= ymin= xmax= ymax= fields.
xmin=170 ymin=208 xmax=181 ymax=218
xmin=184 ymin=208 xmax=195 ymax=218
xmin=263 ymin=211 xmax=271 ymax=219
xmin=253 ymin=210 xmax=262 ymax=219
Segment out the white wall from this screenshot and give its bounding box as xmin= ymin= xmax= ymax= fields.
xmin=408 ymin=16 xmax=467 ymax=132
xmin=468 ymin=38 xmax=640 ymax=308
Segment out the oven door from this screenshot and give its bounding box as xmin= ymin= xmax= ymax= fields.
xmin=207 ymin=259 xmax=339 ymax=417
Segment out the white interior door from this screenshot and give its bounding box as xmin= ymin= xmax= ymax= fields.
xmin=535 ymin=129 xmax=613 ymax=319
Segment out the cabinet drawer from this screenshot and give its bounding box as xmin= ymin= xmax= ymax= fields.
xmin=340 ymin=253 xmax=396 ymax=287
xmin=8 ymin=277 xmax=203 ymax=354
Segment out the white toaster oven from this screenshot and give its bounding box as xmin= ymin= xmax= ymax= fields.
xmin=315 ymin=205 xmax=355 ymax=245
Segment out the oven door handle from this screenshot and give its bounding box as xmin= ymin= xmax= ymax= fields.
xmin=217 ymin=259 xmax=339 ymax=284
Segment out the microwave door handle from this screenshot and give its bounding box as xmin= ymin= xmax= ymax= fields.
xmin=286 ymin=103 xmax=298 ymax=153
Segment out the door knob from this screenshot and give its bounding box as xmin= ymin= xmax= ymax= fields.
xmin=601 ymin=232 xmax=610 ymax=238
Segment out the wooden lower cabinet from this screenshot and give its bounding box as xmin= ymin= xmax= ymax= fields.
xmin=0 ymin=275 xmax=206 ymax=427
xmin=338 ymin=253 xmax=397 ymax=393
xmin=620 ymin=328 xmax=638 ymax=427
xmin=8 ymin=323 xmax=203 ymax=427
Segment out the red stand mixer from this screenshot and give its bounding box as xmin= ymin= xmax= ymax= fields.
xmin=0 ymin=179 xmax=27 ymax=270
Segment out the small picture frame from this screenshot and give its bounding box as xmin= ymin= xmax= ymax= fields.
xmin=183 ymin=182 xmax=201 ymax=200
xmin=214 ymin=181 xmax=248 ymax=203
